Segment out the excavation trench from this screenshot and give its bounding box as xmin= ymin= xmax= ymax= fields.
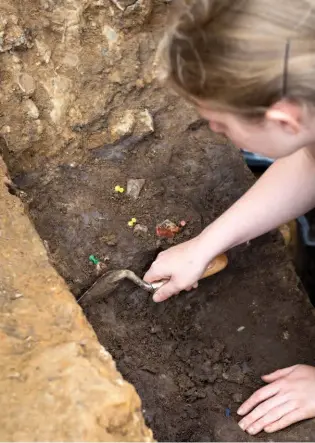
xmin=9 ymin=128 xmax=315 ymax=442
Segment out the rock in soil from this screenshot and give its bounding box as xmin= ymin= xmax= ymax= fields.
xmin=134 ymin=223 xmax=149 ymax=236
xmin=127 ymin=178 xmax=146 ymax=199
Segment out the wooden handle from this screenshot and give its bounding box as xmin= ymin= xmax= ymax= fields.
xmin=201 ymin=253 xmax=228 ymax=279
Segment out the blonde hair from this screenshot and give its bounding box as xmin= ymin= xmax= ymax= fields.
xmin=157 ymin=0 xmax=315 ymax=117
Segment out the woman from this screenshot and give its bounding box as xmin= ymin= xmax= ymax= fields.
xmin=144 ymin=0 xmax=315 ymax=435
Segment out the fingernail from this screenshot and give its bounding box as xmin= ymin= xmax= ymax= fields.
xmin=248 ymin=427 xmax=256 ymax=435
xmin=237 ymin=407 xmax=244 ymax=415
xmin=153 ymin=294 xmax=161 ymax=303
xmin=238 ymin=422 xmax=245 ymax=431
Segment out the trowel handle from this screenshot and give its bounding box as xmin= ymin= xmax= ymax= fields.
xmin=150 ymin=253 xmax=228 ymax=291
xmin=202 ymin=253 xmax=228 ymax=278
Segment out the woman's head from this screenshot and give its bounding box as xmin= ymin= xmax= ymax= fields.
xmin=158 ymin=0 xmax=315 ymax=157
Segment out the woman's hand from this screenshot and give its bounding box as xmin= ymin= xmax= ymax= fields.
xmin=238 ymin=365 xmax=315 ymax=435
xmin=143 ymin=235 xmax=212 ymax=302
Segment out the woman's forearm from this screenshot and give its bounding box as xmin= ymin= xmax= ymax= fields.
xmin=200 ymin=146 xmax=315 ymax=255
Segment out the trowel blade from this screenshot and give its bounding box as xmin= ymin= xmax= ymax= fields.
xmin=78 ymin=270 xmax=128 ymax=304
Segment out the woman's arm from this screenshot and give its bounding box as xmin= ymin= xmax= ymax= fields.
xmin=145 ymin=146 xmax=315 ymax=302
xmin=201 ymin=146 xmax=315 ymax=255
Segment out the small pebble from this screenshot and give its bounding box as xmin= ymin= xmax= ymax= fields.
xmin=233 ymin=392 xmax=243 ymax=403
xmin=134 ymin=224 xmax=148 ymax=237
xmin=237 ymin=326 xmax=245 ymax=332
xmin=18 ymin=73 xmax=35 ymax=95
xmin=25 ymin=99 xmax=39 ymax=119
xmin=102 ymin=233 xmax=118 ymax=246
xmin=8 ymin=372 xmax=21 ymax=379
xmin=283 ymin=331 xmax=290 ymax=340
xmin=96 ymin=262 xmax=107 ymax=275
xmin=150 ymin=325 xmax=162 ymax=334
xmin=127 ymin=179 xmax=145 ymax=199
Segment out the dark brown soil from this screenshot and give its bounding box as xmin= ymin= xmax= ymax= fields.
xmin=13 ymin=125 xmax=315 ymax=441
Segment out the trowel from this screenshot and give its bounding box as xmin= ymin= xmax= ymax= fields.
xmin=78 ymin=253 xmax=228 ymax=304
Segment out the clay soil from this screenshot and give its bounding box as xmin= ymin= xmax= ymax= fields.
xmin=12 ymin=125 xmax=315 ymax=441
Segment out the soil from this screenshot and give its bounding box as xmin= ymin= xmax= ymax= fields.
xmin=2 ymin=0 xmax=315 ymax=440
xmin=294 ymin=215 xmax=315 ymax=307
xmin=13 ymin=125 xmax=315 ymax=441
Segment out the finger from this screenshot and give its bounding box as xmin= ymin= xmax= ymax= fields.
xmin=264 ymin=409 xmax=306 ymax=433
xmin=262 ymin=366 xmax=297 ymax=383
xmin=186 ymin=283 xmax=199 ymax=291
xmin=238 ymin=381 xmax=281 ymax=416
xmin=143 ymin=263 xmax=169 ymax=284
xmin=153 ymin=280 xmax=180 ymax=303
xmin=245 ymin=401 xmax=297 ymax=435
xmin=238 ymin=393 xmax=288 ymax=431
